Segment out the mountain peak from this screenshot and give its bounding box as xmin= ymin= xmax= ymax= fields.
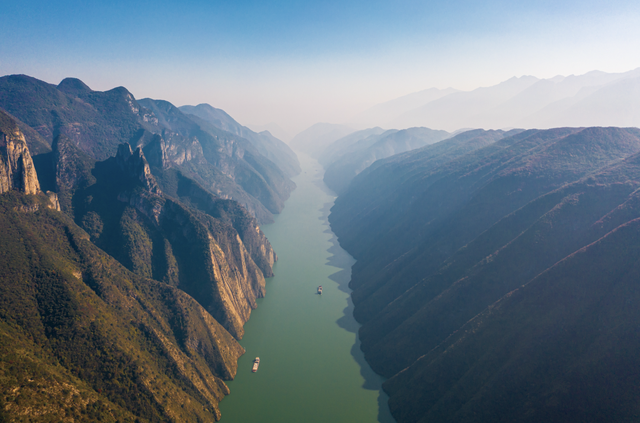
xmin=57 ymin=77 xmax=92 ymax=96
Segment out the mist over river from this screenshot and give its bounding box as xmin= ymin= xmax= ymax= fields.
xmin=219 ymin=153 xmax=393 ymax=422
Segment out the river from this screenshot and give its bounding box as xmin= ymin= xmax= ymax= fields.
xmin=218 ymin=153 xmax=394 ymax=422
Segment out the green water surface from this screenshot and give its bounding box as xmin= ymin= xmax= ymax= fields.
xmin=218 ymin=153 xmax=393 ymax=422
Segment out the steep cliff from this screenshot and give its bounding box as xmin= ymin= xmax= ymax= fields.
xmin=156 ymin=169 xmax=277 ymax=277
xmin=0 ymin=110 xmax=40 ymax=195
xmin=67 ymin=143 xmax=272 ymax=339
xmin=138 ymin=98 xmax=296 ymax=222
xmin=180 ymin=103 xmax=301 ymax=178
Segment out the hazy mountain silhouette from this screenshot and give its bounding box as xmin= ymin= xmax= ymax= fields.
xmin=179 ymin=103 xmax=300 ymax=177
xmin=349 ymin=87 xmax=459 ymax=128
xmin=289 ymin=122 xmax=356 ymax=156
xmin=322 ymin=127 xmax=450 ymax=194
xmin=354 ymin=68 xmax=640 ymax=132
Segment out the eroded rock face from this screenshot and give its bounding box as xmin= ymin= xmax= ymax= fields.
xmin=116 ymin=143 xmax=162 ymax=195
xmin=53 ymin=135 xmax=94 ymax=193
xmin=107 ymin=143 xmax=268 ymax=339
xmin=0 ymin=115 xmax=40 ymax=195
xmin=46 ymin=190 xmax=61 ymax=211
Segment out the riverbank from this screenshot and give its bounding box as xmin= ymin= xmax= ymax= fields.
xmin=218 ymin=153 xmax=393 ymax=423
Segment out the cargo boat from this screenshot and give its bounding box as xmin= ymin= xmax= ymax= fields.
xmin=252 ymin=357 xmax=260 ymax=372
xmin=317 ymin=285 xmax=323 ymax=295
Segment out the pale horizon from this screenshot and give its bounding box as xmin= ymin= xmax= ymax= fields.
xmin=2 ymin=0 xmax=640 ymax=137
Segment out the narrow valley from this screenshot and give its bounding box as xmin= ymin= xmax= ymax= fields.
xmin=218 ymin=153 xmax=393 ymax=423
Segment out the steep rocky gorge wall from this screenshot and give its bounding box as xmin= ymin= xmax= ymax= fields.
xmin=0 ymin=109 xmax=278 ymax=421
xmin=0 ymin=112 xmax=40 ymax=195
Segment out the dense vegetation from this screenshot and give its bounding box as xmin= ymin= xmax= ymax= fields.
xmin=0 ymin=82 xmax=281 ymax=421
xmin=0 ymin=191 xmax=244 ymax=421
xmin=329 ymin=126 xmax=640 ymax=422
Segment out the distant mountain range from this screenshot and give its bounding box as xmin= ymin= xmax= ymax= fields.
xmin=245 ymin=122 xmax=292 ymax=144
xmin=288 ymin=122 xmax=356 ymax=157
xmin=350 ymin=68 xmax=640 ymax=131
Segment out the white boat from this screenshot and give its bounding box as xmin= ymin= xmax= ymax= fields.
xmin=317 ymin=285 xmax=323 ymax=294
xmin=252 ymin=357 xmax=260 ymax=372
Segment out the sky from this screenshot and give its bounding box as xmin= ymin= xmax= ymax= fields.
xmin=2 ymin=0 xmax=640 ymax=137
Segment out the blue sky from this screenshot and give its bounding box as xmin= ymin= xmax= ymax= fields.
xmin=2 ymin=0 xmax=640 ymax=134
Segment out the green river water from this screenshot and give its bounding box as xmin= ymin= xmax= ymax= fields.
xmin=218 ymin=153 xmax=394 ymax=423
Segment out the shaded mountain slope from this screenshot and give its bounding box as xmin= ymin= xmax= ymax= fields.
xmin=329 ymin=126 xmax=640 ymax=422
xmin=322 ymin=127 xmax=450 ymax=194
xmin=137 ymin=98 xmax=295 ymax=220
xmin=46 ymin=139 xmax=274 ymax=340
xmin=384 ymin=215 xmax=640 ymax=423
xmin=0 ymin=97 xmax=277 ymax=422
xmin=0 ymin=75 xmax=155 ymax=160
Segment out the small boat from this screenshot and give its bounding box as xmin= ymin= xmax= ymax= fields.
xmin=252 ymin=357 xmax=260 ymax=372
xmin=317 ymin=285 xmax=323 ymax=295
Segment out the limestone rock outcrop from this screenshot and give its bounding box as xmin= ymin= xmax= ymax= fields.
xmin=116 ymin=142 xmax=162 ymax=195
xmin=0 ymin=110 xmax=40 ymax=194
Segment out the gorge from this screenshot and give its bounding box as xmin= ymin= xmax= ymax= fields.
xmin=218 ymin=153 xmax=393 ymax=422
xmin=3 ymin=72 xmax=640 ymax=423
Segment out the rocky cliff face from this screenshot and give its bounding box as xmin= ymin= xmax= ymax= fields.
xmin=116 ymin=143 xmax=162 ymax=195
xmin=162 ymin=170 xmax=277 ymax=277
xmin=137 ymin=97 xmax=296 ymax=223
xmin=1 ymin=111 xmax=277 ymax=421
xmin=0 ymin=110 xmax=40 ymax=195
xmin=67 ymin=143 xmax=272 ymax=339
xmin=179 ymin=103 xmax=301 ymax=178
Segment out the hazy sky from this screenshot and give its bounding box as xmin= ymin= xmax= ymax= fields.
xmin=2 ymin=0 xmax=640 ymax=136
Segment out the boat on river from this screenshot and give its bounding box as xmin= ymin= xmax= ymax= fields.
xmin=317 ymin=285 xmax=323 ymax=295
xmin=252 ymin=357 xmax=260 ymax=372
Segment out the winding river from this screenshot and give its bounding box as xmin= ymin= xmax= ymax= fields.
xmin=219 ymin=153 xmax=393 ymax=422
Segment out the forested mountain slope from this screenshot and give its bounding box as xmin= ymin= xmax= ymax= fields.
xmin=0 ymin=97 xmax=276 ymax=421
xmin=329 ymin=126 xmax=640 ymax=422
